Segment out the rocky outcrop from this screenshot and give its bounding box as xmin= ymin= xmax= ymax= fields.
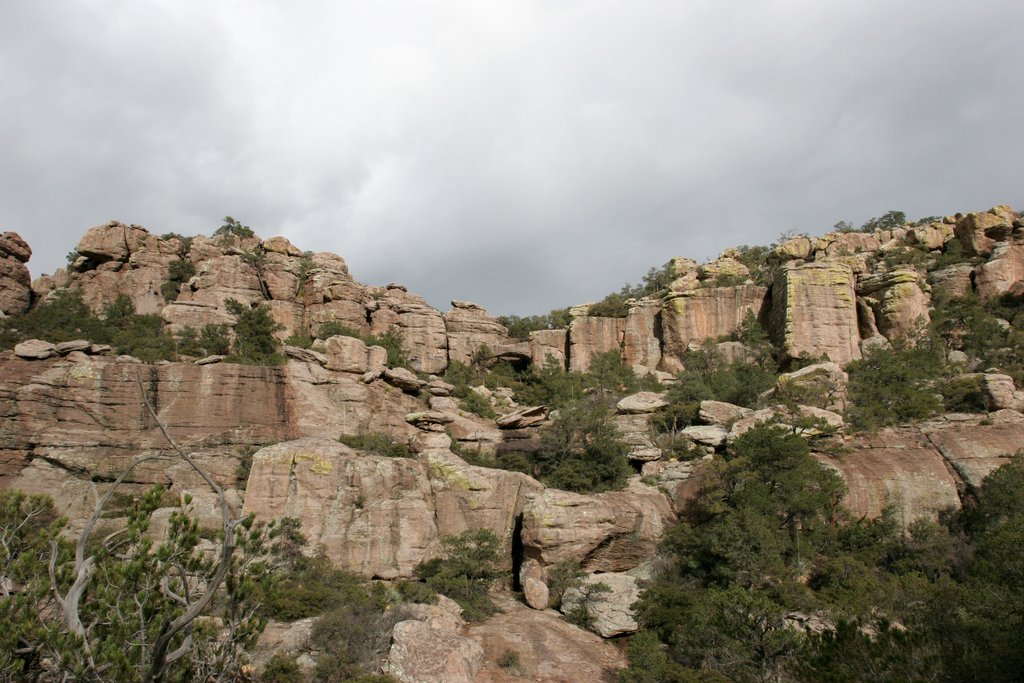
xmin=529 ymin=329 xmax=567 ymax=367
xmin=954 ymin=206 xmax=1017 ymax=257
xmin=770 ymin=362 xmax=849 ymax=412
xmin=444 ymin=301 xmax=508 ymax=366
xmin=623 ymin=299 xmax=662 ymax=370
xmin=561 ymin=571 xmax=642 ymax=637
xmin=387 ymin=618 xmax=484 ymax=683
xmin=770 ymin=262 xmax=860 ymax=364
xmin=567 ymin=315 xmax=625 ymax=372
xmin=857 ymin=268 xmax=931 ymax=340
xmin=521 ymin=487 xmax=675 ymax=573
xmin=660 ymin=284 xmax=768 ymax=372
xmin=369 ymin=286 xmax=449 ymax=374
xmin=974 ymin=242 xmax=1024 ymax=299
xmin=0 ymin=231 xmax=32 ymax=316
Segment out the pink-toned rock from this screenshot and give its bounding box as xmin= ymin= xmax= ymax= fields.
xmin=75 ymin=222 xmax=131 ymax=263
xmin=521 ymin=487 xmax=675 ymax=572
xmin=0 ymin=254 xmax=32 ymax=315
xmin=614 ymin=413 xmax=663 ymax=462
xmin=261 ymin=235 xmax=302 ymax=257
xmin=907 ymin=223 xmax=951 ymax=250
xmin=769 ymin=262 xmax=860 ymax=364
xmin=660 ymin=284 xmax=768 ymax=372
xmin=560 ymin=571 xmax=641 ymax=637
xmin=468 ymin=604 xmax=627 ymax=683
xmin=974 ymin=242 xmax=1024 ymax=299
xmin=955 ymin=206 xmax=1016 ymax=256
xmin=387 ymin=619 xmax=484 ymax=683
xmin=323 ymin=334 xmax=375 ymax=374
xmin=383 ymin=366 xmax=427 ymax=392
xmin=815 ymin=430 xmax=960 ymax=529
xmin=922 ymin=416 xmax=1024 ymax=489
xmin=981 ymin=373 xmax=1024 ymax=412
xmin=928 ymin=263 xmax=974 ymax=300
xmin=568 ymin=315 xmax=625 ymax=372
xmin=14 ymin=339 xmax=56 ymax=359
xmin=616 ymin=391 xmax=669 ymax=414
xmin=772 ymin=362 xmax=849 ymax=412
xmin=520 ymin=558 xmax=550 ymax=609
xmin=699 ymin=400 xmax=752 ymax=426
xmin=530 ymin=329 xmax=567 ymax=368
xmin=370 ymin=287 xmax=448 ymax=374
xmin=623 ymin=299 xmax=662 ymax=370
xmin=0 ymin=232 xmax=31 ymax=263
xmin=444 ymin=300 xmax=509 ymax=366
xmin=496 ymin=405 xmax=547 ymax=429
xmin=243 ymin=439 xmax=437 ymax=579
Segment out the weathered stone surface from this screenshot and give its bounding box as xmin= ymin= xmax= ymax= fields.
xmin=426 ymin=379 xmax=455 ymax=396
xmin=928 ymin=263 xmax=974 ymax=300
xmin=730 ymin=405 xmax=845 ymax=441
xmin=955 ymin=206 xmax=1016 ymax=256
xmin=0 ymin=232 xmax=32 ymax=316
xmin=243 ymin=439 xmax=437 ymax=579
xmin=468 ymin=603 xmax=627 ymax=683
xmin=13 ymin=339 xmax=56 ymax=359
xmin=613 ymin=413 xmax=662 ymax=462
xmin=383 ymin=366 xmax=427 ymax=393
xmin=283 ymin=344 xmax=328 ymax=365
xmin=521 ymin=487 xmax=675 ymax=572
xmin=770 ymin=262 xmax=860 ymax=364
xmin=974 ymin=242 xmax=1024 ymax=299
xmin=261 ymin=235 xmax=302 ymax=257
xmin=623 ymin=299 xmax=662 ymax=370
xmin=0 ymin=232 xmax=32 ymax=263
xmin=530 ymin=329 xmax=567 ymax=368
xmin=816 ymin=430 xmax=960 ymax=529
xmin=660 ymin=285 xmax=768 ymax=372
xmin=75 ymin=222 xmax=132 ymax=263
xmin=370 ymin=287 xmax=448 ymax=374
xmin=568 ymin=316 xmax=625 ymax=372
xmin=682 ymin=424 xmax=728 ymax=448
xmin=520 ymin=558 xmax=550 ymax=610
xmin=616 ymin=391 xmax=669 ymax=414
xmin=406 ymin=411 xmax=456 ymax=431
xmin=981 ymin=373 xmax=1024 ymax=412
xmin=496 ymin=405 xmax=547 ymax=429
xmin=54 ymin=340 xmax=92 ymax=355
xmin=771 ymin=362 xmax=849 ymax=412
xmin=444 ymin=301 xmax=509 ymax=366
xmin=640 ymin=459 xmax=706 ymax=514
xmin=774 ymin=236 xmax=813 ymax=260
xmin=699 ymin=400 xmax=751 ymax=426
xmin=323 ymin=335 xmax=374 ymax=374
xmin=921 ymin=416 xmax=1023 ymax=490
xmin=698 ymin=252 xmax=750 ymax=283
xmin=561 ymin=572 xmax=641 ymax=637
xmin=387 ymin=619 xmax=484 ymax=683
xmin=858 ymin=269 xmax=931 ymax=340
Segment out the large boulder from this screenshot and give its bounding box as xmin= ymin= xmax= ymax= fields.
xmin=616 ymin=391 xmax=669 ymax=414
xmin=974 ymin=242 xmax=1024 ymax=299
xmin=857 ymin=268 xmax=931 ymax=341
xmin=521 ymin=487 xmax=675 ymax=572
xmin=769 ymin=262 xmax=860 ymax=364
xmin=369 ymin=286 xmax=449 ymax=374
xmin=387 ymin=619 xmax=484 ymax=683
xmin=954 ymin=206 xmax=1016 ymax=257
xmin=0 ymin=246 xmax=32 ymax=316
xmin=561 ymin=571 xmax=642 ymax=637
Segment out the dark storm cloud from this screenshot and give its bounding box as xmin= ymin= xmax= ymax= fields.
xmin=1 ymin=1 xmax=1021 ymax=315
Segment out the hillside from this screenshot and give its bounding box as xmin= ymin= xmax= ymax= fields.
xmin=0 ymin=207 xmax=1022 ymax=682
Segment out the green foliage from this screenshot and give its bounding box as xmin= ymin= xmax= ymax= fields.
xmin=528 ymin=400 xmax=632 ymax=493
xmin=563 ymin=581 xmax=612 ymax=631
xmin=316 ymin=320 xmax=363 ymax=339
xmin=860 ymin=210 xmax=907 ymax=232
xmin=458 ymin=389 xmax=497 ymax=419
xmin=586 ymin=262 xmax=674 ymax=317
xmin=159 ymin=232 xmax=195 ymax=256
xmin=161 ymin=258 xmax=196 ymax=302
xmin=177 ymin=323 xmax=232 ymax=358
xmin=941 ymin=374 xmax=987 ymax=413
xmin=214 ymin=216 xmax=255 ymax=239
xmin=315 ymin=321 xmax=410 ymax=369
xmin=308 ymin=591 xmax=396 ymax=682
xmin=735 ymin=244 xmax=777 ymax=287
xmin=262 ymin=654 xmax=304 ymax=683
xmin=666 ymin=340 xmax=778 ymax=410
xmin=0 ymin=487 xmax=276 ymax=682
xmin=497 ymin=308 xmax=571 ymax=339
xmin=545 ymin=559 xmax=586 ymax=609
xmin=338 ymin=432 xmax=412 ymax=458
xmin=845 ymin=340 xmax=946 ymax=431
xmin=224 ymin=298 xmax=285 ymax=365
xmin=414 ymin=530 xmax=504 ymax=622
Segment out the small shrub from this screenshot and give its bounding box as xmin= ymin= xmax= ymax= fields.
xmin=942 ymin=375 xmax=987 ymax=413
xmin=162 ymin=257 xmax=196 ymax=302
xmin=546 ymin=559 xmax=586 ymax=609
xmin=262 ymin=654 xmax=304 ymax=683
xmin=214 ymin=216 xmax=255 ymax=239
xmin=459 ymin=390 xmax=497 ymax=419
xmin=498 ymin=650 xmax=522 ymax=673
xmin=339 ymin=432 xmax=412 ymax=458
xmin=564 ymin=581 xmax=612 ymax=631
xmin=316 ymin=320 xmax=362 ymax=340
xmin=225 ymin=298 xmax=285 ymax=365
xmin=415 ymin=530 xmax=505 ymax=622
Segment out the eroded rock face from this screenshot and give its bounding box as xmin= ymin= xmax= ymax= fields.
xmin=660 ymin=285 xmax=768 ymax=372
xmin=623 ymin=299 xmax=662 ymax=370
xmin=521 ymin=487 xmax=675 ymax=572
xmin=974 ymin=242 xmax=1024 ymax=299
xmin=370 ymin=287 xmax=449 ymax=374
xmin=0 ymin=231 xmax=32 ymax=316
xmin=955 ymin=206 xmax=1016 ymax=257
xmin=387 ymin=619 xmax=484 ymax=683
xmin=444 ymin=301 xmax=509 ymax=366
xmin=568 ymin=315 xmax=625 ymax=372
xmin=561 ymin=571 xmax=641 ymax=637
xmin=770 ymin=262 xmax=860 ymax=364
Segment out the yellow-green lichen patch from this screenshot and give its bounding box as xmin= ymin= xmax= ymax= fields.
xmin=294 ymin=452 xmax=335 ymax=475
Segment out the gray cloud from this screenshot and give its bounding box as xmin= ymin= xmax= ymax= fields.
xmin=2 ymin=0 xmax=1022 ymax=315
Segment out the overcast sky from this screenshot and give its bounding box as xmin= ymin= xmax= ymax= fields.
xmin=1 ymin=1 xmax=1022 ymax=315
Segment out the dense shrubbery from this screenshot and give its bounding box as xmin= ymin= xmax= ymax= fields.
xmin=338 ymin=432 xmax=413 ymax=458
xmin=414 ymin=530 xmax=504 ymax=622
xmin=497 ymin=308 xmax=572 ymax=339
xmin=620 ymin=423 xmax=1024 ymax=683
xmin=307 ymin=320 xmax=410 ymax=369
xmin=585 ymin=262 xmax=674 ymax=318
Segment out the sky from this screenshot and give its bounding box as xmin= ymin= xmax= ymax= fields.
xmin=1 ymin=1 xmax=1022 ymax=316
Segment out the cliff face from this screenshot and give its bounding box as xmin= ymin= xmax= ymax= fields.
xmin=2 ymin=206 xmax=1024 ymax=679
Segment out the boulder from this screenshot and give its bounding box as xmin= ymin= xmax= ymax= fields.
xmin=681 ymin=425 xmax=728 ymax=449
xmin=519 ymin=558 xmax=550 ymax=610
xmin=529 ymin=329 xmax=567 ymax=368
xmin=283 ymin=345 xmax=328 ymax=365
xmin=406 ymin=411 xmax=455 ymax=431
xmin=383 ymin=367 xmax=428 ymax=393
xmin=75 ymin=222 xmax=131 ymax=263
xmin=0 ymin=232 xmax=32 ymax=263
xmin=426 ymin=379 xmax=456 ymax=397
xmin=495 ymin=405 xmax=547 ymax=429
xmin=387 ymin=619 xmax=484 ymax=683
xmin=982 ymin=373 xmax=1024 ymax=412
xmin=974 ymin=242 xmax=1024 ymax=299
xmin=771 ymin=362 xmax=849 ymax=412
xmin=521 ymin=487 xmax=675 ymax=572
xmin=769 ymin=262 xmax=861 ymax=364
xmin=699 ymin=400 xmax=752 ymax=426
xmin=14 ymin=339 xmax=56 ymax=359
xmin=729 ymin=405 xmax=845 ymax=441
xmin=561 ymin=571 xmax=641 ymax=637
xmin=0 ymin=254 xmax=32 ymax=316
xmin=260 ymin=235 xmax=302 ymax=257
xmin=613 ymin=413 xmax=663 ymax=462
xmin=955 ymin=206 xmax=1016 ymax=256
xmin=54 ymin=340 xmax=93 ymax=356
xmin=616 ymin=391 xmax=669 ymax=414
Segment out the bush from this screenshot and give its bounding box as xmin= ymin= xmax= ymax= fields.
xmin=459 ymin=390 xmax=497 ymax=419
xmin=339 ymin=432 xmax=412 ymax=458
xmin=414 ymin=530 xmax=504 ymax=622
xmin=262 ymin=654 xmax=304 ymax=683
xmin=846 ymin=341 xmax=946 ymax=431
xmin=214 ymin=216 xmax=255 ymax=239
xmin=161 ymin=258 xmax=196 ymax=302
xmin=533 ymin=400 xmax=632 ymax=493
xmin=225 ymin=298 xmax=285 ymax=365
